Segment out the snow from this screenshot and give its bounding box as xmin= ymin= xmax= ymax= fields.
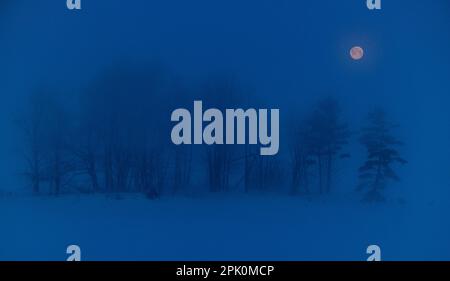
xmin=1 ymin=192 xmax=450 ymax=261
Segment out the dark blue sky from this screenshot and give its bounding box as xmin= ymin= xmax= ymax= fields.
xmin=1 ymin=0 xmax=450 ymax=197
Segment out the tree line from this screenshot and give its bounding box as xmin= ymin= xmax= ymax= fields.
xmin=17 ymin=65 xmax=406 ymax=202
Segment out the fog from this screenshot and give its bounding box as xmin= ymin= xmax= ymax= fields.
xmin=1 ymin=0 xmax=450 ymax=260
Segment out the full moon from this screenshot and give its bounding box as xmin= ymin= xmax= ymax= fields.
xmin=350 ymin=46 xmax=364 ymax=60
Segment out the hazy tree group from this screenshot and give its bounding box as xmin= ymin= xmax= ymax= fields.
xmin=290 ymin=98 xmax=351 ymax=196
xmin=18 ymin=65 xmax=406 ymax=202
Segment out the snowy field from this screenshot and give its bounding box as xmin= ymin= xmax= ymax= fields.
xmin=1 ymin=193 xmax=450 ymax=261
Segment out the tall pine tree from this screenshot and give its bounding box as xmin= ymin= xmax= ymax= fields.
xmin=358 ymin=109 xmax=407 ymax=202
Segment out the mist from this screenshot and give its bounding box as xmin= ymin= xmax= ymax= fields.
xmin=1 ymin=0 xmax=450 ymax=260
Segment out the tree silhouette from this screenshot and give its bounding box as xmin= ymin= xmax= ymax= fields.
xmin=18 ymin=91 xmax=47 ymax=194
xmin=19 ymin=90 xmax=75 ymax=195
xmin=305 ymin=97 xmax=350 ymax=194
xmin=201 ymin=77 xmax=239 ymax=193
xmin=290 ymin=123 xmax=316 ymax=195
xmin=358 ymin=108 xmax=407 ymax=202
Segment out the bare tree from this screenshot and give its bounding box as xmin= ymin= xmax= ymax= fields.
xmin=19 ymin=91 xmax=74 ymax=195
xmin=19 ymin=92 xmax=47 ymax=194
xmin=172 ymin=146 xmax=192 ymax=194
xmin=304 ymin=97 xmax=350 ymax=194
xmin=290 ymin=126 xmax=315 ymax=195
xmin=45 ymin=94 xmax=74 ymax=195
xmin=207 ymin=146 xmax=232 ymax=192
xmin=201 ymin=76 xmax=239 ymax=193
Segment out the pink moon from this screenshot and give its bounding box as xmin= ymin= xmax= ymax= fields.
xmin=350 ymin=46 xmax=364 ymax=60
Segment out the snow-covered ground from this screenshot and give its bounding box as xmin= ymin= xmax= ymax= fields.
xmin=1 ymin=193 xmax=450 ymax=261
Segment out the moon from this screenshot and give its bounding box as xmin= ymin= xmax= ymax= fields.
xmin=350 ymin=46 xmax=364 ymax=60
